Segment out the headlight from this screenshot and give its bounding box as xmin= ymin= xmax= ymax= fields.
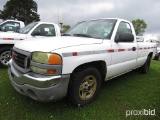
xmin=31 ymin=52 xmax=62 ymax=75
xmin=32 ymin=52 xmax=62 ymax=64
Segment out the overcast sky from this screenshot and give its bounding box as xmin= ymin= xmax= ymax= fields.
xmin=0 ymin=0 xmax=159 ymax=40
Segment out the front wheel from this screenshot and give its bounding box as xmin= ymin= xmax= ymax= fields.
xmin=68 ymin=67 xmax=101 ymax=106
xmin=0 ymin=47 xmax=12 ymax=67
xmin=139 ymin=56 xmax=151 ymax=74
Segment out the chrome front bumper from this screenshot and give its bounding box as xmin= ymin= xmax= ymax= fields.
xmin=8 ymin=59 xmax=70 ymax=102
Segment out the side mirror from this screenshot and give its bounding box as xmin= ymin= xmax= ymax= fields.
xmin=115 ymin=33 xmax=134 ymax=43
xmin=31 ymin=30 xmax=40 ymax=36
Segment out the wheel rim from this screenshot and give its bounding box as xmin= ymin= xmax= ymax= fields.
xmin=79 ymin=75 xmax=97 ymax=100
xmin=0 ymin=51 xmax=11 ymax=66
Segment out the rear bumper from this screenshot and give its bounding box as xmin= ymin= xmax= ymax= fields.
xmin=8 ymin=59 xmax=70 ymax=102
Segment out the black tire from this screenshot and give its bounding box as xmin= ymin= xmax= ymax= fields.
xmin=68 ymin=67 xmax=101 ymax=106
xmin=0 ymin=47 xmax=12 ymax=67
xmin=139 ymin=56 xmax=151 ymax=74
xmin=157 ymin=54 xmax=160 ymax=61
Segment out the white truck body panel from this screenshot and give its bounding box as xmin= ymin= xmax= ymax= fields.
xmin=14 ymin=36 xmax=103 ymax=52
xmin=14 ymin=36 xmax=156 ymax=79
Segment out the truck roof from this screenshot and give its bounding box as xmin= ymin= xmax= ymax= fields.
xmin=80 ymin=18 xmax=130 ymax=23
xmin=4 ymin=19 xmax=24 ymax=24
xmin=35 ymin=21 xmax=59 ymax=26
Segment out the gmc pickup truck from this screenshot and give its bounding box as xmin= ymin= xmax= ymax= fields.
xmin=0 ymin=22 xmax=61 ymax=67
xmin=8 ymin=18 xmax=157 ymax=106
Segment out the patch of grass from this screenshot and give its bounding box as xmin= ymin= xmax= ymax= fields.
xmin=0 ymin=60 xmax=160 ymax=120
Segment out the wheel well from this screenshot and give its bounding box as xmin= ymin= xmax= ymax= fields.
xmin=72 ymin=61 xmax=107 ymax=81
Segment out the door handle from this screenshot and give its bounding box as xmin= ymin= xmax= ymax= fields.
xmin=132 ymin=47 xmax=136 ymax=51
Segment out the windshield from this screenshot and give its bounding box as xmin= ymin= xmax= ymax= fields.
xmin=19 ymin=22 xmax=38 ymax=34
xmin=65 ymin=19 xmax=116 ymax=39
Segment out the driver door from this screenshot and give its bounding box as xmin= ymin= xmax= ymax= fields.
xmin=109 ymin=21 xmax=137 ymax=78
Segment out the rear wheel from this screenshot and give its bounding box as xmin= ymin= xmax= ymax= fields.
xmin=0 ymin=47 xmax=12 ymax=67
xmin=68 ymin=67 xmax=101 ymax=106
xmin=157 ymin=54 xmax=160 ymax=61
xmin=139 ymin=56 xmax=151 ymax=74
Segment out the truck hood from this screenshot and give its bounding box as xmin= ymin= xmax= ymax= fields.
xmin=14 ymin=36 xmax=103 ymax=52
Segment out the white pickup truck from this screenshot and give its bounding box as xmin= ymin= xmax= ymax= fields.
xmin=8 ymin=18 xmax=157 ymax=106
xmin=0 ymin=22 xmax=61 ymax=66
xmin=0 ymin=19 xmax=25 ymax=32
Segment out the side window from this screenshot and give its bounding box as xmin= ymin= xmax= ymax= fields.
xmin=117 ymin=22 xmax=132 ymax=33
xmin=115 ymin=22 xmax=132 ymax=39
xmin=0 ymin=22 xmax=20 ymax=32
xmin=33 ymin=24 xmax=56 ymax=36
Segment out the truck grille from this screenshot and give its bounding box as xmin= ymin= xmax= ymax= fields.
xmin=12 ymin=50 xmax=30 ymax=69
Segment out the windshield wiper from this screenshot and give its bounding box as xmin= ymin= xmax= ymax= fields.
xmin=62 ymin=33 xmax=71 ymax=36
xmin=74 ymin=34 xmax=91 ymax=38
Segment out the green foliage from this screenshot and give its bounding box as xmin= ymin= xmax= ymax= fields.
xmin=62 ymin=25 xmax=71 ymax=33
xmin=131 ymin=19 xmax=147 ymax=36
xmin=0 ymin=0 xmax=40 ymax=24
